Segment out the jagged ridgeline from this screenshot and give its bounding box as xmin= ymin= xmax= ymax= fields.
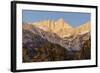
xmin=22 ymin=19 xmax=91 ymax=62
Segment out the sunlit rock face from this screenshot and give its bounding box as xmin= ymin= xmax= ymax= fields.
xmin=32 ymin=18 xmax=90 ymax=38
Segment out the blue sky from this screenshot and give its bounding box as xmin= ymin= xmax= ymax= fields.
xmin=22 ymin=10 xmax=91 ymax=27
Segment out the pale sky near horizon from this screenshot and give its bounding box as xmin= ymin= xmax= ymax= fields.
xmin=22 ymin=10 xmax=91 ymax=27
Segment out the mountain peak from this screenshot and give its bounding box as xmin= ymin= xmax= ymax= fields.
xmin=31 ymin=19 xmax=90 ymax=38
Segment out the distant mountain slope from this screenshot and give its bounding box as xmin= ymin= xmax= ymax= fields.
xmin=76 ymin=22 xmax=91 ymax=34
